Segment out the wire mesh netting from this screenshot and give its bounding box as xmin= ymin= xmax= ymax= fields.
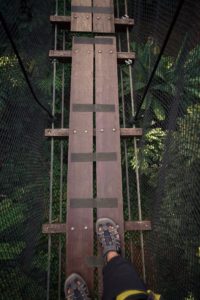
xmin=0 ymin=0 xmax=200 ymax=299
xmin=122 ymin=1 xmax=200 ymax=299
xmin=0 ymin=0 xmax=53 ymax=298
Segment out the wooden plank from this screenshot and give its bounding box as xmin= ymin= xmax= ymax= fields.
xmin=121 ymin=128 xmax=143 ymax=137
xmin=125 ymin=221 xmax=152 ymax=231
xmin=71 ymin=0 xmax=92 ymax=32
xmin=115 ymin=17 xmax=135 ymax=28
xmin=45 ymin=128 xmax=143 ymax=138
xmin=42 ymin=221 xmax=152 ymax=234
xmin=42 ymin=223 xmax=66 ymax=234
xmin=117 ymin=52 xmax=135 ymax=63
xmin=50 ymin=15 xmax=134 ymax=30
xmin=66 ymin=37 xmax=94 ymax=290
xmin=49 ymin=50 xmax=135 ymax=63
xmin=93 ymin=0 xmax=115 ymax=33
xmin=95 ymin=36 xmax=124 ymax=246
xmin=50 ymin=15 xmax=71 ymax=29
xmin=49 ymin=50 xmax=72 ymax=62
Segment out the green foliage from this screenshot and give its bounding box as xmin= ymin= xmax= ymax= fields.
xmin=152 ymin=104 xmax=200 ymax=299
xmin=131 ymin=128 xmax=166 ymax=187
xmin=122 ymin=37 xmax=200 ymax=123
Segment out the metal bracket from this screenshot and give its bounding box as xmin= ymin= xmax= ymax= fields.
xmin=70 ymin=198 xmax=118 ymax=208
xmin=71 ymin=6 xmax=114 ymax=14
xmin=85 ymin=256 xmax=104 ymax=267
xmin=72 ymin=104 xmax=115 ymax=112
xmin=74 ymin=37 xmax=113 ymax=45
xmin=71 ymin=152 xmax=117 ymax=162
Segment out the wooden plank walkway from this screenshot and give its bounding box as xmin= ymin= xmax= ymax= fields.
xmin=95 ymin=36 xmax=124 ymax=243
xmin=71 ymin=0 xmax=92 ymax=32
xmin=93 ymin=0 xmax=115 ymax=33
xmin=66 ymin=37 xmax=94 ymax=290
xmin=44 ymin=1 xmax=151 ymax=297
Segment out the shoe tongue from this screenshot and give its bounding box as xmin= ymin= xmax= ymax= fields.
xmin=74 ymin=289 xmax=84 ymax=300
xmin=104 ymin=230 xmax=112 ymax=244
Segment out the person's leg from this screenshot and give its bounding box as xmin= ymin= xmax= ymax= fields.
xmin=96 ymin=218 xmax=147 ymax=300
xmin=103 ymin=254 xmax=147 ymax=300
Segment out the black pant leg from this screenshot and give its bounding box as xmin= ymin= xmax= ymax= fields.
xmin=102 ymin=256 xmax=147 ymax=300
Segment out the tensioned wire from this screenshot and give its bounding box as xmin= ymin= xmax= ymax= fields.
xmin=124 ymin=0 xmax=146 ymax=281
xmin=116 ymin=0 xmax=136 ymax=267
xmin=0 ymin=11 xmax=54 ymax=120
xmin=47 ymin=0 xmax=58 ymax=299
xmin=58 ymin=1 xmax=66 ymax=298
xmin=116 ymin=0 xmax=146 ymax=282
xmin=132 ymin=0 xmax=186 ymax=123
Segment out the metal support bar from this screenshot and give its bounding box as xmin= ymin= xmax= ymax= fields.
xmin=71 ymin=152 xmax=117 ymax=162
xmin=70 ymin=198 xmax=118 ymax=208
xmin=71 ymin=6 xmax=114 ymax=14
xmin=73 ymin=104 xmax=115 ymax=112
xmin=85 ymin=257 xmax=104 ymax=267
xmin=74 ymin=37 xmax=114 ymax=45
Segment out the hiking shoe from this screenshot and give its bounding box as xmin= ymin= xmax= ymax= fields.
xmin=96 ymin=218 xmax=121 ymax=257
xmin=64 ymin=273 xmax=90 ymax=300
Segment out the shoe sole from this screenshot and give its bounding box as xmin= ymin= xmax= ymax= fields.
xmin=64 ymin=273 xmax=87 ymax=297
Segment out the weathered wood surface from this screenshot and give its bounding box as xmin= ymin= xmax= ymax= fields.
xmin=43 ymin=221 xmax=152 ymax=234
xmin=71 ymin=0 xmax=92 ymax=32
xmin=45 ymin=128 xmax=143 ymax=138
xmin=93 ymin=0 xmax=114 ymax=33
xmin=49 ymin=50 xmax=136 ymax=63
xmin=66 ymin=37 xmax=94 ymax=290
xmin=50 ymin=15 xmax=134 ymax=30
xmin=95 ymin=36 xmax=124 ymax=243
xmin=115 ymin=17 xmax=135 ymax=28
xmin=125 ymin=221 xmax=152 ymax=231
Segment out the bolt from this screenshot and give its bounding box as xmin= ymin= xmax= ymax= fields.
xmin=110 ymin=50 xmax=113 ymax=54
xmin=97 ymin=16 xmax=101 ymax=20
xmin=100 ymin=129 xmax=104 ymax=132
xmin=112 ymin=128 xmax=116 ymax=132
xmin=125 ymin=59 xmax=133 ymax=65
xmin=86 ymin=15 xmax=89 ymax=19
xmin=73 ymin=130 xmax=77 ymax=134
xmin=74 ymin=15 xmax=78 ymax=19
xmin=71 ymin=227 xmax=75 ymax=231
xmin=75 ymin=49 xmax=78 ymax=54
xmin=85 ymin=130 xmax=88 ymax=133
xmin=84 ymin=226 xmax=88 ymax=230
xmin=98 ymin=50 xmax=102 ymax=53
xmin=88 ymin=50 xmax=91 ymax=54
